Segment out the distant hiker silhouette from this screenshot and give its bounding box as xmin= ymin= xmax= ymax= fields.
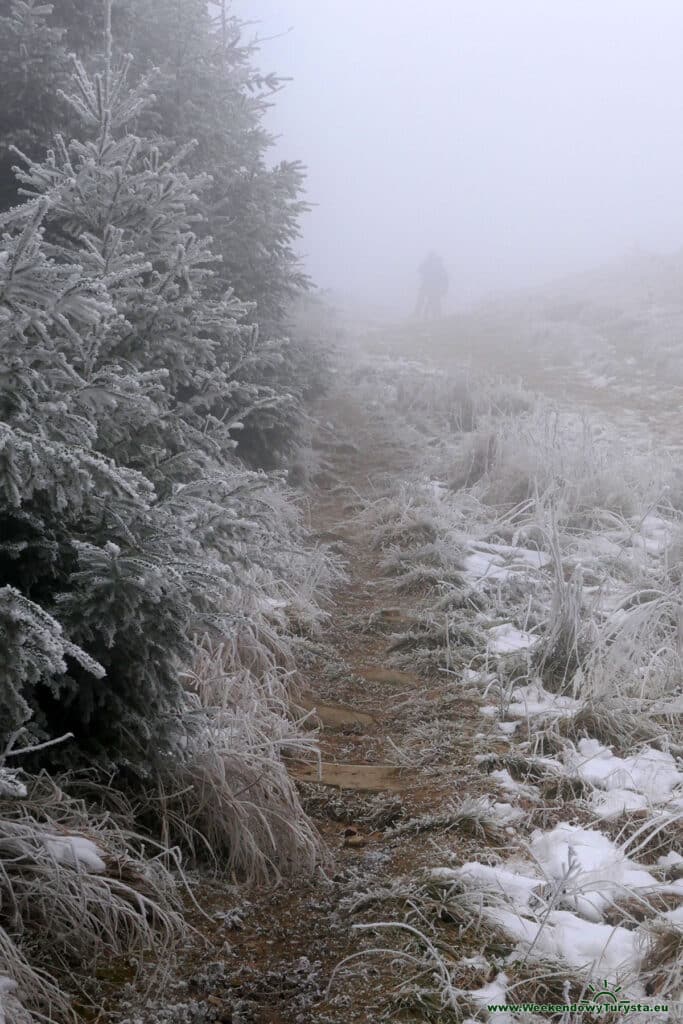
xmin=415 ymin=251 xmax=448 ymax=319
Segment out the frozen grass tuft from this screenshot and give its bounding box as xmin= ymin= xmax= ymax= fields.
xmin=641 ymin=918 xmax=683 ymax=998
xmin=388 ymin=615 xmax=485 ymax=675
xmin=387 ymin=796 xmax=509 ymax=843
xmin=0 ymin=771 xmax=183 ymax=1022
xmin=533 ymin=538 xmax=595 ymax=694
xmin=155 ymin=645 xmax=323 ymax=881
xmin=558 ymin=699 xmax=678 ymax=755
xmin=449 ymin=404 xmax=668 ymax=528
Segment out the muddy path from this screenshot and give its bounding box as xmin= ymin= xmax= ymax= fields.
xmin=124 ymin=383 xmax=517 ymax=1024
xmin=207 ymin=328 xmax=683 ymax=1024
xmin=104 ymin=325 xmax=682 ymax=1023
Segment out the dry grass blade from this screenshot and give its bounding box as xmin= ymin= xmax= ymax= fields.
xmin=388 ymin=797 xmax=509 ymax=844
xmin=0 ymin=775 xmax=184 ymax=1022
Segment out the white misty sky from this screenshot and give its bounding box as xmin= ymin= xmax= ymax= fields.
xmin=230 ymin=0 xmax=683 ymax=310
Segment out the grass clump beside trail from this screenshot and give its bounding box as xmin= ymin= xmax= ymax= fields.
xmin=0 ymin=757 xmax=184 ymax=1022
xmin=330 ymin=351 xmax=682 ymax=1021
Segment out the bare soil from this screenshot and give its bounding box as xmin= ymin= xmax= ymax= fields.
xmin=96 ymin=362 xmax=514 ymax=1024
xmin=99 ymin=320 xmax=673 ymax=1024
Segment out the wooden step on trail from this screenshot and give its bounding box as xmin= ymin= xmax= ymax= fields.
xmin=288 ymin=760 xmax=405 ymax=792
xmin=297 ymin=693 xmax=377 ymax=730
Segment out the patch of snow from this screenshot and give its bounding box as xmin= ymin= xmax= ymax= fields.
xmin=485 ymin=893 xmax=641 ymax=976
xmin=658 ymin=851 xmax=683 ymax=867
xmin=456 ymin=862 xmax=543 ymax=907
xmin=487 ymin=623 xmax=538 ymax=654
xmin=470 ymin=971 xmax=511 ymax=1021
xmin=464 ymin=542 xmax=549 ymax=587
xmin=44 ymin=834 xmax=107 ymax=873
xmin=506 ymin=682 xmax=580 ymax=720
xmin=464 ymin=551 xmax=511 ymax=582
xmin=631 ymin=513 xmax=673 ymax=555
xmin=662 ymin=905 xmax=683 ymax=926
xmin=541 ymin=910 xmax=640 ymax=975
xmin=428 ymin=478 xmax=449 ymax=498
xmin=474 ymin=541 xmax=551 ymax=570
xmin=461 ymin=955 xmax=491 ymax=969
xmin=492 ymin=802 xmax=525 ymax=823
xmin=0 ymin=976 xmax=30 ymax=1024
xmin=530 ymin=823 xmax=658 ymax=920
xmin=0 ymin=768 xmax=27 ymax=799
xmin=590 ymin=788 xmax=648 ymax=818
xmin=564 ymin=739 xmax=683 ymax=805
xmin=487 ymin=906 xmax=541 ymax=945
xmin=490 ymin=768 xmax=540 ymax=802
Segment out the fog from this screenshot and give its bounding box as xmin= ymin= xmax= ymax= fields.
xmin=233 ymin=0 xmax=683 ymax=313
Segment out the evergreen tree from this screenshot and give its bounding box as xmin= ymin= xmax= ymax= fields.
xmin=0 ymin=0 xmax=321 ymax=467
xmin=0 ymin=50 xmax=203 ymax=767
xmin=0 ymin=1 xmax=311 ymax=328
xmin=113 ymin=0 xmax=315 ymax=462
xmin=125 ymin=0 xmax=310 ymax=325
xmin=0 ymin=23 xmax=328 ymax=1019
xmin=0 ymin=193 xmax=192 ymax=764
xmin=0 ymin=5 xmax=319 ymax=775
xmin=0 ymin=1 xmax=69 ymax=210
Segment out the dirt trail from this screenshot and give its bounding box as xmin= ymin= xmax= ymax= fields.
xmin=94 ymin=321 xmax=683 ymax=1024
xmin=146 ymin=384 xmax=511 ymax=1024
xmin=102 ymin=323 xmax=683 ymax=1022
xmin=221 ymin=327 xmax=683 ymax=1023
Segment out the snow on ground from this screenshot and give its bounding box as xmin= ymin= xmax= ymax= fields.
xmin=439 ymin=857 xmax=644 ymax=977
xmin=486 ymin=623 xmax=538 ymax=655
xmin=488 ymin=768 xmax=540 ymax=802
xmin=632 ymin=513 xmax=674 ymax=556
xmin=564 ymin=739 xmax=683 ymax=813
xmin=464 ymin=542 xmax=550 ymax=587
xmin=0 ymin=768 xmax=27 ymax=799
xmin=434 ymin=822 xmax=680 ymax=981
xmin=355 ymin=349 xmax=682 ymax=1011
xmin=44 ymin=834 xmax=107 ymax=873
xmin=473 ymin=541 xmax=551 ymax=570
xmin=469 ymin=972 xmax=511 ymax=1022
xmin=529 ymin=824 xmax=663 ymax=919
xmin=504 ymin=683 xmax=579 ymax=719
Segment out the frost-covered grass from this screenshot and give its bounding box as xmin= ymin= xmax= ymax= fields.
xmin=334 ymin=349 xmax=683 ymax=1018
xmin=153 ymin=534 xmax=342 ymax=883
xmin=0 ymin=437 xmax=342 ymax=1017
xmin=449 ymin=404 xmax=667 ymax=528
xmin=153 ymin=678 xmax=323 ymax=883
xmin=388 ymin=796 xmax=517 ymax=843
xmin=0 ymin=770 xmax=184 ymax=1023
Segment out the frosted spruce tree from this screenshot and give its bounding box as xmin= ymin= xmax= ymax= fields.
xmin=0 ymin=9 xmax=328 ymax=1017
xmin=0 ymin=1 xmax=69 ymax=210
xmin=0 ymin=200 xmax=112 ymax=737
xmin=0 ymin=18 xmax=268 ymax=772
xmin=112 ymin=0 xmax=310 ymax=325
xmin=0 ymin=0 xmax=322 ymax=468
xmin=0 ymin=1 xmax=327 ymax=893
xmin=0 ymin=200 xmax=198 ymax=770
xmin=95 ymin=0 xmax=318 ymax=464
